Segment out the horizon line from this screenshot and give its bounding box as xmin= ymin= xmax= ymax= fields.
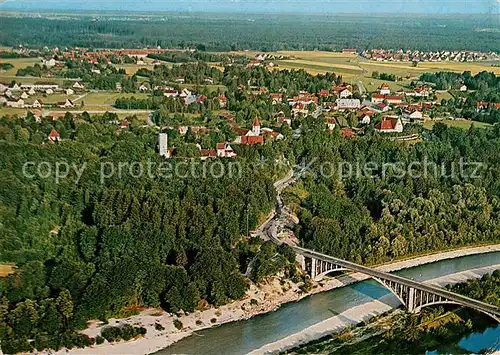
xmin=0 ymin=8 xmax=495 ymax=16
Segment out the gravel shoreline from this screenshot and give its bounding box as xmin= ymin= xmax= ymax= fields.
xmin=50 ymin=244 xmax=500 ymax=355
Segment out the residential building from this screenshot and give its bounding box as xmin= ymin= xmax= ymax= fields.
xmin=371 ymin=94 xmax=386 ymax=103
xmin=57 ymin=99 xmax=74 ymax=108
xmin=6 ymin=99 xmax=24 ymax=108
xmin=375 ymin=117 xmax=404 ymax=133
xmin=48 ymin=128 xmax=60 ymax=142
xmin=217 ymin=95 xmax=227 ymax=108
xmin=379 ymin=84 xmax=391 ymax=95
xmin=385 ymin=95 xmax=403 ymax=104
xmin=66 ymin=88 xmax=74 ymax=95
xmin=339 ymin=89 xmax=352 ymax=98
xmin=270 ymin=93 xmax=283 ymax=104
xmin=336 ymin=98 xmax=360 ymax=110
xmin=325 ymin=118 xmax=336 ymax=131
xmin=216 ymin=142 xmax=237 ymax=158
xmin=73 ymin=82 xmax=85 ymax=89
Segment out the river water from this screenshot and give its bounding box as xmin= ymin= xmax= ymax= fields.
xmin=158 ymin=252 xmax=500 ymax=355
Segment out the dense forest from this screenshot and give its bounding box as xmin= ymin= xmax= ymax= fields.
xmin=420 ymin=71 xmax=500 ymax=124
xmin=283 ymin=118 xmax=500 ymax=264
xmin=0 ymin=112 xmax=292 ymax=352
xmin=0 ymin=13 xmax=498 ymax=51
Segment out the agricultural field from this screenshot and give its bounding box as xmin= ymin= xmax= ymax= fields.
xmin=232 ymin=51 xmax=500 ymax=90
xmin=79 ymin=92 xmax=149 ymax=105
xmin=113 ymin=57 xmax=173 ymax=75
xmin=423 ymin=119 xmax=492 ymax=130
xmin=0 ymin=57 xmax=72 ymax=85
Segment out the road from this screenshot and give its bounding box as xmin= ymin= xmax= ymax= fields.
xmin=264 ymin=167 xmax=500 ymax=321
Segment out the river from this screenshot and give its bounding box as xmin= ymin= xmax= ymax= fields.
xmin=157 ymin=251 xmax=500 ymax=355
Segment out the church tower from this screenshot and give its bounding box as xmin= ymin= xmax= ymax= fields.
xmin=252 ymin=116 xmax=260 ymax=136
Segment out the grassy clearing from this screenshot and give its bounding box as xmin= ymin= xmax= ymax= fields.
xmin=423 ymin=120 xmax=492 ymax=130
xmin=0 ymin=263 xmax=16 ymax=277
xmin=80 ymin=92 xmax=149 ymax=105
xmin=359 ymin=77 xmax=408 ymax=92
xmin=435 ymin=90 xmax=454 ymax=102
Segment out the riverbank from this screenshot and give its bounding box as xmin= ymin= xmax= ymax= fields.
xmin=249 ymin=263 xmax=500 ymax=355
xmin=55 ymin=244 xmax=500 ymax=355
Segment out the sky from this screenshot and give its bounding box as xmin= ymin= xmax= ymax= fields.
xmin=0 ymin=0 xmax=496 ymax=14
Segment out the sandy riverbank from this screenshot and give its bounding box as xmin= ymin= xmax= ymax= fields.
xmin=249 ymin=263 xmax=500 ymax=355
xmin=55 ymin=244 xmax=500 ymax=355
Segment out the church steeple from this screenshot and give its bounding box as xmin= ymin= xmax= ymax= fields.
xmin=252 ymin=116 xmax=260 ymax=136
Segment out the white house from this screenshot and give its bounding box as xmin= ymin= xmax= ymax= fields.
xmin=339 ymin=89 xmax=352 ymax=98
xmin=20 ymin=92 xmax=29 ymax=99
xmin=216 ymin=142 xmax=237 ymax=158
xmin=28 ymin=88 xmax=36 ymax=96
xmin=73 ymin=82 xmax=85 ymax=89
xmin=325 ymin=118 xmax=336 ymax=130
xmin=6 ymin=99 xmax=24 ymax=108
xmin=336 ymin=98 xmax=360 ymax=110
xmin=0 ymin=83 xmax=8 ymax=93
xmin=459 ymin=85 xmax=467 ymax=92
xmin=11 ymin=83 xmax=21 ymax=91
xmin=66 ymin=88 xmax=74 ymax=95
xmin=31 ymin=99 xmax=42 ymax=108
xmin=46 ymin=89 xmax=54 ymax=95
xmin=164 ymin=88 xmax=179 ymax=97
xmin=359 ymin=114 xmax=372 ymax=125
xmin=139 ymin=84 xmax=149 ymax=92
xmin=379 ymin=84 xmax=391 ymax=95
xmin=403 ymin=110 xmax=423 ymax=121
xmin=42 ymin=58 xmax=56 ymax=68
xmin=57 ymin=99 xmax=74 ymax=108
xmin=21 ymin=84 xmax=59 ymax=91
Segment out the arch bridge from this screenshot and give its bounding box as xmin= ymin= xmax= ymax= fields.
xmin=295 ymin=246 xmax=500 ymax=322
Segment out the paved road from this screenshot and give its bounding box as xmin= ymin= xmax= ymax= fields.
xmin=265 ymin=168 xmax=500 ymax=320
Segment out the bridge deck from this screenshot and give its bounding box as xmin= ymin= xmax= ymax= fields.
xmin=293 ymin=246 xmax=500 ymax=317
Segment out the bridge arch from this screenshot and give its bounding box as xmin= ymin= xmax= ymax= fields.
xmin=315 ymin=267 xmax=349 ymax=280
xmin=414 ymin=302 xmax=500 ymax=323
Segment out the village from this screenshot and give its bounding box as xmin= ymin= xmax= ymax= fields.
xmin=1 ymin=46 xmax=499 ymax=158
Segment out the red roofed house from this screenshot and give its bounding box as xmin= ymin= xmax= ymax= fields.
xmin=371 ymin=94 xmax=386 ymax=104
xmin=217 ymin=95 xmax=227 ymax=108
xmin=318 ymin=89 xmax=330 ymax=98
xmin=48 ymin=129 xmax=60 ymax=142
xmin=270 ymin=93 xmax=283 ymax=104
xmin=375 ymin=117 xmax=404 ymax=133
xmin=216 ymin=142 xmax=237 ymax=158
xmin=380 ymin=84 xmax=391 ymax=95
xmin=120 ymin=120 xmax=129 ymax=129
xmin=239 ymin=135 xmax=264 ymax=145
xmin=342 ymin=49 xmax=357 ymax=54
xmin=277 ymin=116 xmax=292 ymax=126
xmin=200 ymin=149 xmax=217 ymax=160
xmin=340 ymin=128 xmax=355 ymax=138
xmin=324 ymin=118 xmax=336 ymax=131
